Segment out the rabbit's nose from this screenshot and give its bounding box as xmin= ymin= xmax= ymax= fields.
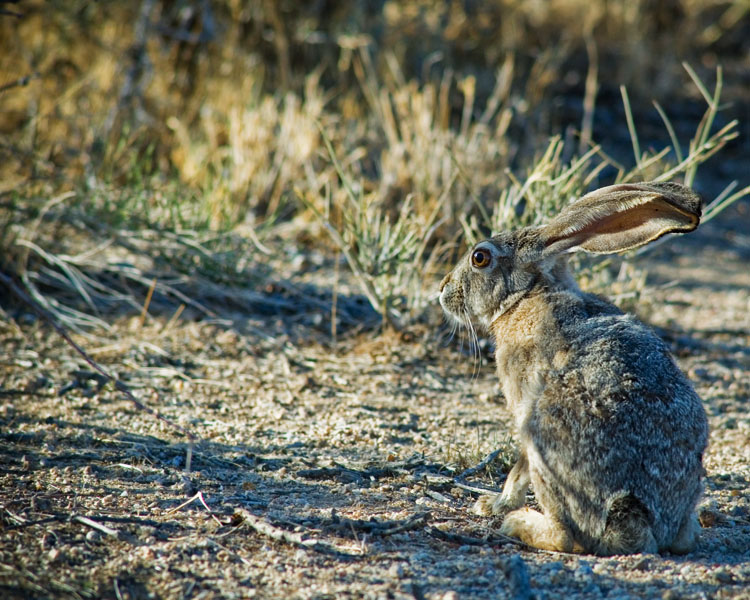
xmin=439 ymin=273 xmax=452 ymax=292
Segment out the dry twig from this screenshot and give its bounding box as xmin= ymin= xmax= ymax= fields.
xmin=235 ymin=509 xmax=360 ymax=559
xmin=329 ymin=511 xmax=431 ymax=537
xmin=167 ymin=491 xmax=223 ymax=526
xmin=427 ymin=525 xmax=516 ymax=548
xmin=73 ymin=515 xmax=121 ymax=538
xmin=455 ymin=448 xmax=506 ymax=481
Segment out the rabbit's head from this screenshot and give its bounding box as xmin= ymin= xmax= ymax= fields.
xmin=440 ymin=181 xmax=702 ymax=331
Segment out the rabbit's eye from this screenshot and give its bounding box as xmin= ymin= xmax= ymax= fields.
xmin=471 ymin=248 xmax=491 ymax=269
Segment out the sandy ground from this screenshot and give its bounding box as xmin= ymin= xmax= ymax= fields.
xmin=1 ymin=202 xmax=749 ymax=600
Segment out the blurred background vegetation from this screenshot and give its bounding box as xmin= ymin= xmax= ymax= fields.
xmin=1 ymin=0 xmax=748 ymax=333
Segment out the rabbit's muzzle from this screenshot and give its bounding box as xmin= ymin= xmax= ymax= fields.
xmin=438 ymin=272 xmax=468 ymax=328
xmin=439 ymin=273 xmax=452 ymax=292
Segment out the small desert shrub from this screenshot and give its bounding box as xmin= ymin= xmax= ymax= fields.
xmin=1 ymin=2 xmax=747 ymax=332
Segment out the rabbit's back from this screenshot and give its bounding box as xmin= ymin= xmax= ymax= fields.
xmin=501 ymin=289 xmax=708 ymax=551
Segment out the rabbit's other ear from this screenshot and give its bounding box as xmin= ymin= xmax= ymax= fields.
xmin=541 ymin=181 xmax=702 ymax=256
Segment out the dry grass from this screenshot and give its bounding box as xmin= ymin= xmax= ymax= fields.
xmin=1 ymin=0 xmax=748 ymax=330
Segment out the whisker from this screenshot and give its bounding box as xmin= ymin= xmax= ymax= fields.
xmin=439 ymin=315 xmax=458 ymax=347
xmin=464 ymin=309 xmax=481 ymax=380
xmin=439 ymin=308 xmax=481 ymax=379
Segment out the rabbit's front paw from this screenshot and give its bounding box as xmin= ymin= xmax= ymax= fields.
xmin=472 ymin=494 xmax=516 ymax=516
xmin=473 ymin=456 xmax=530 ymax=516
xmin=471 ymin=453 xmax=530 ymax=516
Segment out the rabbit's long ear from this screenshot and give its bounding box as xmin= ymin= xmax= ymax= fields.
xmin=541 ymin=181 xmax=702 ymax=256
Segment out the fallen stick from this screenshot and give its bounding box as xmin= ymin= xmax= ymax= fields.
xmin=235 ymin=509 xmax=359 ymax=559
xmin=330 ymin=510 xmax=431 ymax=537
xmin=427 ymin=526 xmax=486 ymax=546
xmin=376 ymin=512 xmax=431 ymax=536
xmin=452 ymin=480 xmax=502 ymax=496
xmin=427 ymin=525 xmax=517 ymax=548
xmin=167 ymin=491 xmax=223 ymax=526
xmin=455 ymin=448 xmax=504 ymax=481
xmin=6 ymin=513 xmax=164 ymax=531
xmin=73 ymin=515 xmax=120 ymax=537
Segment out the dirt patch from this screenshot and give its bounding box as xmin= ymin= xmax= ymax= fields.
xmin=2 ymin=207 xmax=750 ymax=599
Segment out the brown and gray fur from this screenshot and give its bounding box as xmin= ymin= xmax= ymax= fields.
xmin=439 ymin=182 xmax=708 ymax=556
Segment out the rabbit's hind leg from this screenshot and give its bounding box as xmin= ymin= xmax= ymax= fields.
xmin=667 ymin=513 xmax=699 ymax=555
xmin=499 ymin=507 xmax=584 ymax=553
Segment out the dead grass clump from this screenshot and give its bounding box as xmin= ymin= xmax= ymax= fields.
xmin=0 ymin=185 xmax=274 ymax=331
xmin=1 ymin=1 xmax=748 ymax=331
xmin=167 ymin=71 xmax=326 ymax=228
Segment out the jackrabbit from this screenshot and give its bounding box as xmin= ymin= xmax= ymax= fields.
xmin=439 ymin=181 xmax=708 ymax=555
